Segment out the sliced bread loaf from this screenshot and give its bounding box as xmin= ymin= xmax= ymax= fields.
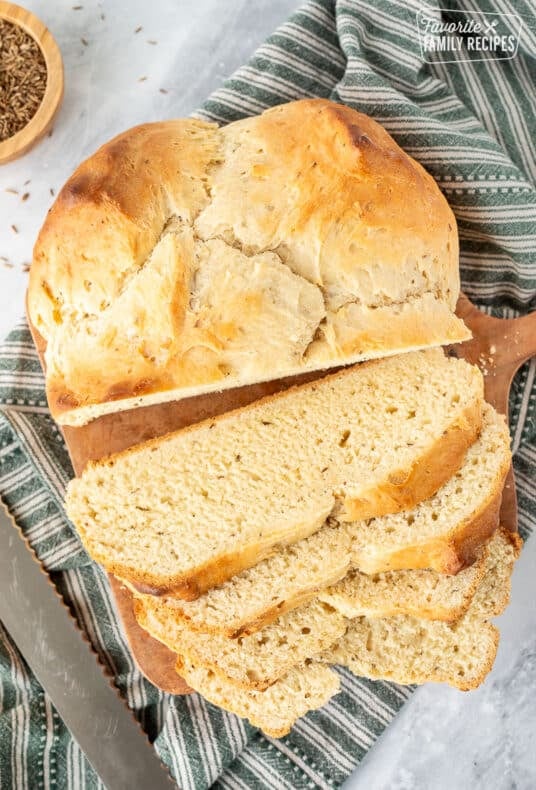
xmin=175 ymin=532 xmax=517 ymax=737
xmin=323 ymin=529 xmax=521 ymax=690
xmin=66 ymin=349 xmax=483 ymax=598
xmin=175 ymin=659 xmax=340 ymax=739
xmin=133 ymin=402 xmax=508 ymax=637
xmin=135 ymin=530 xmax=517 ymax=691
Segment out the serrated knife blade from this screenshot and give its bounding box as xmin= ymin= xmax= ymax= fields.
xmin=0 ymin=498 xmax=174 ymax=790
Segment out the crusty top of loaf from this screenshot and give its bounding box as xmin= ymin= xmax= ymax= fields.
xmin=28 ymin=99 xmax=468 ymax=425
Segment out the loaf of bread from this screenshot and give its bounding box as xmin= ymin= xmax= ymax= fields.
xmin=175 ymin=659 xmax=340 ymax=739
xmin=65 ymin=349 xmax=483 ymax=598
xmin=135 ymin=530 xmax=517 ymax=691
xmin=28 ymin=99 xmax=469 ymax=426
xmin=128 ymin=402 xmax=508 ymax=637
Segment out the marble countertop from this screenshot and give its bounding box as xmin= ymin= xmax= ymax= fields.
xmin=1 ymin=2 xmax=534 ymax=788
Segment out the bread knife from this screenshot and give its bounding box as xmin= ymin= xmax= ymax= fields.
xmin=0 ymin=498 xmax=174 ymax=790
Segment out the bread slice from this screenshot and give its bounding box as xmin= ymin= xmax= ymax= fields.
xmin=65 ymin=349 xmax=483 ymax=598
xmin=320 ymin=537 xmax=490 ymax=622
xmin=175 ymin=659 xmax=340 ymax=739
xmin=135 ymin=598 xmax=346 ymax=691
xmin=136 ymin=524 xmax=351 ymax=638
xmin=135 ymin=530 xmax=517 ymax=692
xmin=323 ymin=529 xmax=521 ymax=690
xmin=132 ymin=402 xmax=508 ymax=637
xmin=348 ymin=401 xmax=510 ymax=575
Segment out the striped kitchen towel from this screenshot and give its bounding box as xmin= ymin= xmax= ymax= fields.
xmin=0 ymin=0 xmax=535 ymax=788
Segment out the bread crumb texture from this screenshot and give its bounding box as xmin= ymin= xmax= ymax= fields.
xmin=128 ymin=403 xmax=508 ymax=636
xmin=65 ymin=349 xmax=483 ymax=593
xmin=176 ymin=659 xmax=340 ymax=738
xmin=324 ymin=528 xmax=520 ymax=690
xmin=164 ymin=530 xmax=519 ymax=734
xmin=136 ymin=529 xmax=519 ymax=692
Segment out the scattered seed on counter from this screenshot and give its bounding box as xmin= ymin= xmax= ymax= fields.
xmin=147 ymin=40 xmax=158 ymax=45
xmin=81 ymin=38 xmax=88 ymax=47
xmin=50 ymin=187 xmax=55 ymax=196
xmin=11 ymin=225 xmax=18 ymax=234
xmin=159 ymin=88 xmax=168 ymax=94
xmin=135 ymin=26 xmax=142 ymax=33
xmin=4 ymin=188 xmax=18 ymax=195
xmin=22 ymin=192 xmax=29 ymax=201
xmin=138 ymin=76 xmax=147 ymax=82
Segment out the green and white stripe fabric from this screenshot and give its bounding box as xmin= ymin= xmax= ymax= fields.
xmin=0 ymin=0 xmax=534 ymax=787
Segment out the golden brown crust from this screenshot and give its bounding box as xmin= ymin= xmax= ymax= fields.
xmin=138 ymin=560 xmax=475 ymax=638
xmin=137 ymin=613 xmax=292 ymax=693
xmin=355 ymin=492 xmax=499 ymax=575
xmin=164 ymin=530 xmax=518 ymax=703
xmin=28 ymin=99 xmax=469 ymax=427
xmin=129 ymin=539 xmax=305 ymax=601
xmin=127 ymin=527 xmax=495 ymax=640
xmin=69 ymin=352 xmax=446 ymax=469
xmin=353 ymin=453 xmax=510 ymax=576
xmin=342 ymin=399 xmax=482 ymax=521
xmin=138 ymin=592 xmax=499 ymax=694
xmin=103 ymin=412 xmax=482 ymax=606
xmin=124 ymin=573 xmax=330 ymax=637
xmin=86 ymin=502 xmax=330 ymax=600
xmin=47 ymin=297 xmax=468 ymax=428
xmin=162 ymin=584 xmax=339 ymax=639
xmin=136 ymin=527 xmax=518 ymax=695
xmin=135 ymin=600 xmax=274 ymax=692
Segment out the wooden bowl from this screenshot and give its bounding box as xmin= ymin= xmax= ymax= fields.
xmin=0 ymin=1 xmax=63 ymax=164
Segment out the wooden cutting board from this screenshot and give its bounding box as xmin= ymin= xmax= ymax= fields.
xmin=28 ymin=296 xmax=536 ymax=694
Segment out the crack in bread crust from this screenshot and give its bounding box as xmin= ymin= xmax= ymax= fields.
xmin=28 ymin=99 xmax=470 ymax=426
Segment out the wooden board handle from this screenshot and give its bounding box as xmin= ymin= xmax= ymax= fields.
xmin=455 ymin=295 xmax=536 ymax=531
